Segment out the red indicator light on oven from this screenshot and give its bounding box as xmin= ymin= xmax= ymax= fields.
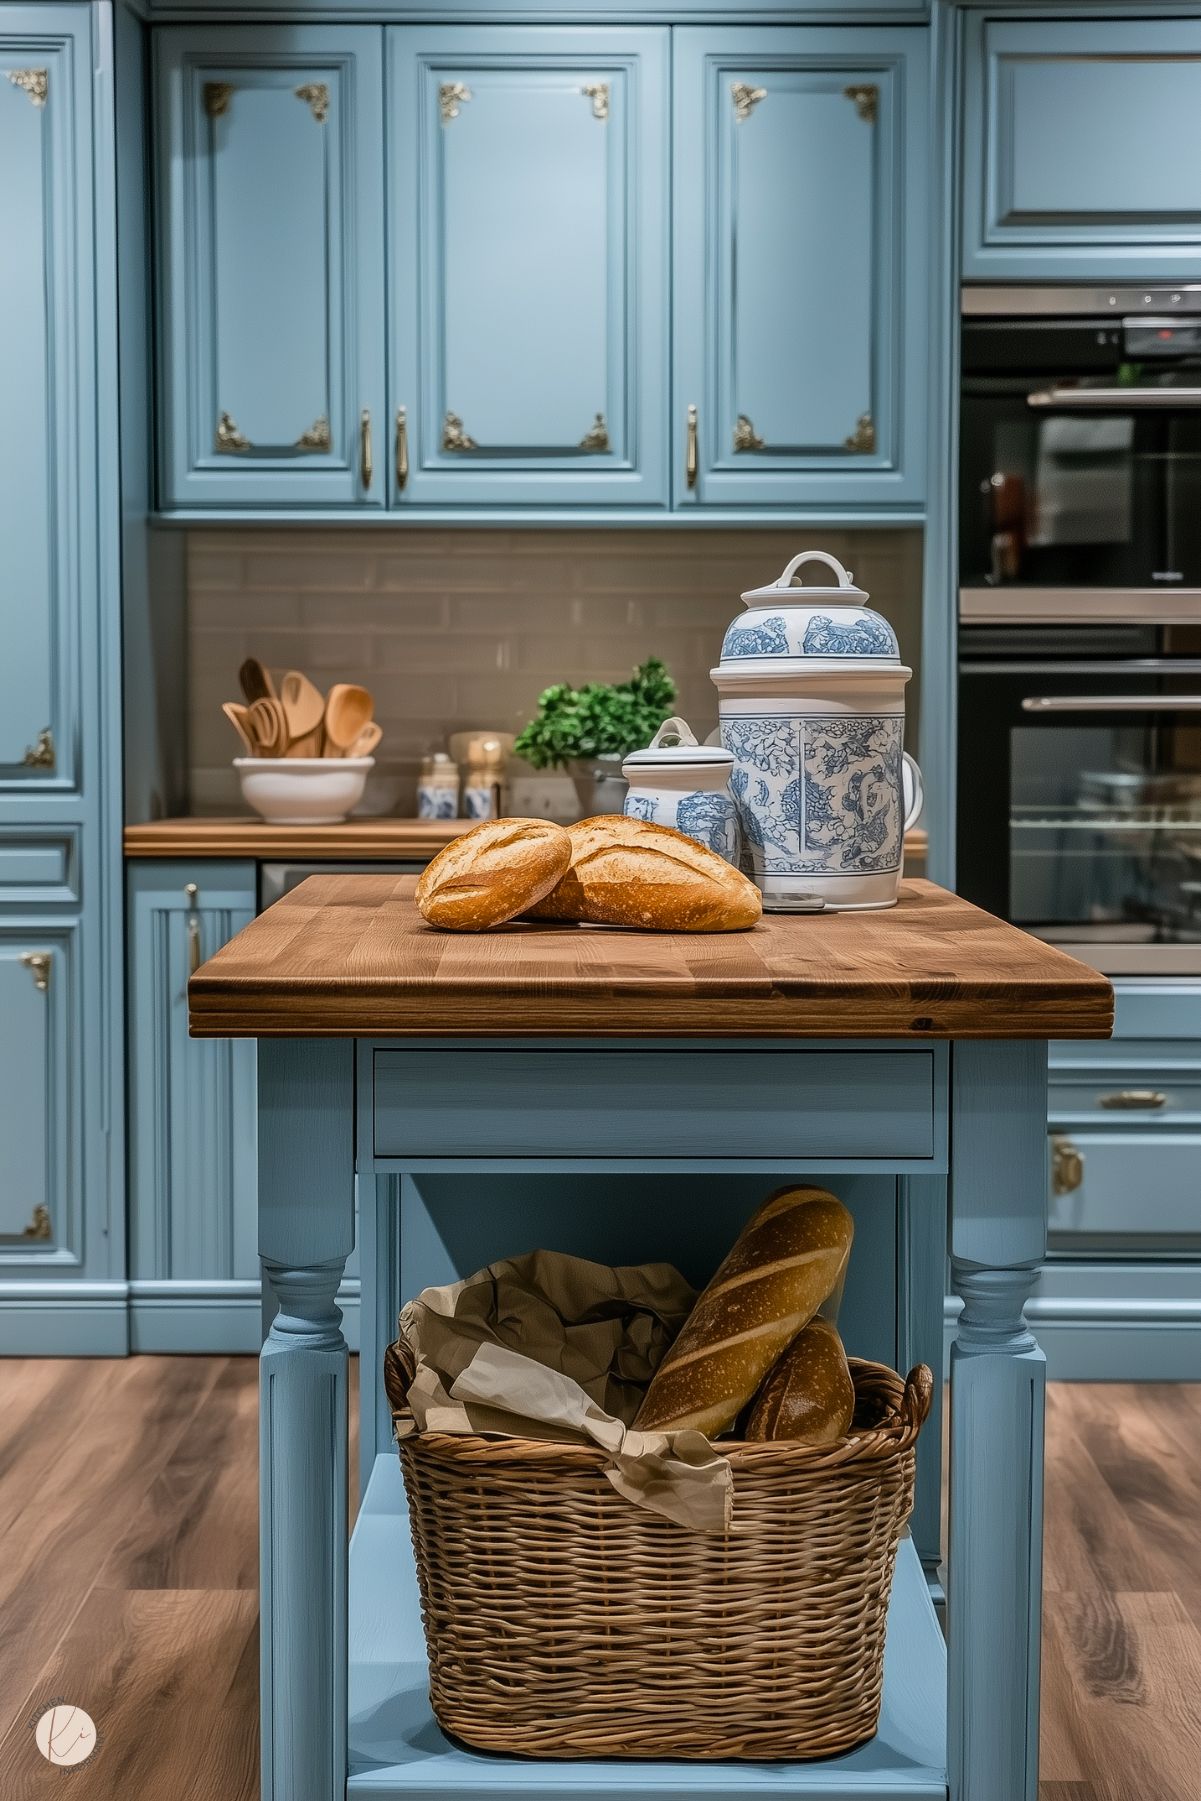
xmin=1158 ymin=329 xmax=1174 ymax=340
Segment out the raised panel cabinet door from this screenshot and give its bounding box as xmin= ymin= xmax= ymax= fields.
xmin=673 ymin=27 xmax=927 ymax=510
xmin=0 ymin=929 xmax=76 ymax=1256
xmin=128 ymin=864 xmax=258 ymax=1282
xmin=0 ymin=11 xmax=91 ymax=790
xmin=964 ymin=18 xmax=1201 ymax=281
xmin=156 ymin=27 xmax=385 ymax=509
xmin=388 ymin=26 xmax=668 ymax=507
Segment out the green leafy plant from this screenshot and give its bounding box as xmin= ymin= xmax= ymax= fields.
xmin=514 ymin=658 xmax=677 ymax=770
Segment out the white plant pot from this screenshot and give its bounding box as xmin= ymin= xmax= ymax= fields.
xmin=235 ymin=757 xmax=374 ymax=825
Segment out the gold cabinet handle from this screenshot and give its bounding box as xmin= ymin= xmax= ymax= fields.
xmin=22 ymin=726 xmax=55 ymax=770
xmin=686 ymin=403 xmax=698 ymax=490
xmin=20 ymin=950 xmax=51 ymax=993
xmin=1050 ymin=1134 xmax=1084 ymax=1196
xmin=185 ymin=883 xmax=202 ymax=977
xmin=1098 ymin=1088 xmax=1167 ymax=1110
xmin=395 ymin=406 xmax=409 ymax=491
xmin=360 ymin=408 xmax=373 ymax=490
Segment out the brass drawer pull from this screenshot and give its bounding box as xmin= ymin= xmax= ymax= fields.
xmin=686 ymin=404 xmax=698 ymax=489
xmin=20 ymin=950 xmax=51 ymax=993
xmin=1051 ymin=1134 xmax=1084 ymax=1195
xmin=1098 ymin=1088 xmax=1167 ymax=1110
xmin=395 ymin=406 xmax=409 ymax=490
xmin=185 ymin=883 xmax=202 ymax=977
xmin=360 ymin=409 xmax=373 ymax=490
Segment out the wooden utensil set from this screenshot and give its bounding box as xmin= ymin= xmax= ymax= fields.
xmin=225 ymin=661 xmax=382 ymax=760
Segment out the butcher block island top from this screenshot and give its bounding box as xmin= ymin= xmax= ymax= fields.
xmin=188 ymin=873 xmax=1113 ymax=1041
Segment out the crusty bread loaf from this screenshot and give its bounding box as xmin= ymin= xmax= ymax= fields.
xmin=634 ymin=1187 xmax=853 ymax=1436
xmin=528 ymin=815 xmax=761 ymax=932
xmin=743 ymin=1315 xmax=854 ymax=1445
xmin=416 ymin=818 xmax=571 ymax=932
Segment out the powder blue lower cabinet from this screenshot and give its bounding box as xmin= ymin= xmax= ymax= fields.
xmin=0 ymin=925 xmax=78 ymax=1250
xmin=127 ymin=861 xmax=360 ymax=1352
xmin=673 ymin=26 xmax=927 ymax=510
xmin=387 ymin=26 xmax=668 ymax=508
xmin=155 ymin=26 xmax=386 ymax=509
xmin=963 ymin=16 xmax=1201 ymax=281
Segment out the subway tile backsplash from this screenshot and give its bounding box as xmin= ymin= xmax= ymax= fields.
xmin=187 ymin=528 xmax=924 ymax=813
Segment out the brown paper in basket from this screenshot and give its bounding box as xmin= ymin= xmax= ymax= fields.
xmin=394 ymin=1254 xmax=734 ymax=1533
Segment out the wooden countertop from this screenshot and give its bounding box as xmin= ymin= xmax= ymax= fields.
xmin=126 ymin=816 xmax=929 ymax=862
xmin=188 ymin=874 xmax=1113 ymax=1042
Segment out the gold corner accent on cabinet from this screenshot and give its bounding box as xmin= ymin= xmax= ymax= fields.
xmin=20 ymin=951 xmax=50 ymax=994
xmin=215 ymin=411 xmax=250 ymax=453
xmin=395 ymin=406 xmax=410 ymax=489
xmin=360 ymin=409 xmax=373 ymax=489
xmin=581 ymin=81 xmax=609 ymax=121
xmin=439 ymin=82 xmax=472 ymax=123
xmin=579 ymin=412 xmax=610 ymax=452
xmin=21 ymin=1204 xmax=52 ymax=1241
xmin=843 ymin=83 xmax=878 ymax=125
xmin=294 ymin=82 xmax=329 ymax=123
xmin=294 ymin=415 xmax=331 ymax=451
xmin=7 ymin=68 xmax=47 ymax=108
xmin=203 ymin=81 xmax=234 ymax=119
xmin=22 ymin=727 xmax=55 ymax=770
xmin=442 ymin=411 xmax=478 ymax=452
xmin=731 ymin=82 xmax=766 ymax=122
xmin=686 ymin=403 xmax=699 ymax=489
xmin=733 ymin=414 xmax=765 ymax=452
xmin=844 ymin=412 xmax=876 ymax=454
xmin=1050 ymin=1134 xmax=1084 ymax=1196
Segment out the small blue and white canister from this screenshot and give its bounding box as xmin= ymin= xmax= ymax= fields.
xmin=416 ymin=751 xmax=460 ymax=821
xmin=622 ymin=717 xmax=740 ymax=866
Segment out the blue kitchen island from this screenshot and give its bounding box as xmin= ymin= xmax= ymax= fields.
xmin=188 ymin=873 xmax=1113 ymax=1801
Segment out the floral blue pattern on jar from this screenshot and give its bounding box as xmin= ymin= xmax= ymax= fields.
xmin=722 ymin=714 xmax=903 ymax=875
xmin=801 ymin=614 xmax=897 ymax=657
xmin=719 ymin=615 xmax=790 ymax=659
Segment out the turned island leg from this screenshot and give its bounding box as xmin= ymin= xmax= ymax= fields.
xmin=947 ymin=1040 xmax=1048 ymax=1801
xmin=258 ymin=1040 xmax=355 ymax=1801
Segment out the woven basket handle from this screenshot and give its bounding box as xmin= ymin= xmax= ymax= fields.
xmin=901 ymin=1365 xmax=934 ymax=1434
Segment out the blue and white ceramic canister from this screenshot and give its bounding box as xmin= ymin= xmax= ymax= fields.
xmin=622 ymin=718 xmax=740 ymax=866
xmin=711 ymin=551 xmax=923 ymax=912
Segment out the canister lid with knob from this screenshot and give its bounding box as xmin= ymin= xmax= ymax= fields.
xmin=716 ymin=550 xmax=902 ymax=670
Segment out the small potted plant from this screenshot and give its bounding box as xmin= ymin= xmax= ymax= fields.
xmin=515 ymin=659 xmax=677 ymax=816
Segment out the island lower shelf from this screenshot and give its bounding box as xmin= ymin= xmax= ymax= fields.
xmin=347 ymin=1455 xmax=947 ymax=1800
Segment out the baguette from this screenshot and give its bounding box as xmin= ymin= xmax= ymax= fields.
xmin=416 ymin=818 xmax=571 ymax=932
xmin=528 ymin=815 xmax=761 ymax=933
xmin=634 ymin=1186 xmax=853 ymax=1436
xmin=743 ymin=1316 xmax=854 ymax=1445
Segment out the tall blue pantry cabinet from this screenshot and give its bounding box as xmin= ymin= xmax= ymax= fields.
xmin=0 ymin=4 xmax=124 ymax=1353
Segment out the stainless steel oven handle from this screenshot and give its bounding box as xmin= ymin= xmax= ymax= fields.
xmin=1028 ymin=387 xmax=1201 ymax=409
xmin=1021 ymin=695 xmax=1201 ymax=712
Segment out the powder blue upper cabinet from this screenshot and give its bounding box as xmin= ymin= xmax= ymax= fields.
xmin=387 ymin=27 xmax=668 ymax=508
xmin=964 ymin=17 xmax=1201 ymax=281
xmin=156 ymin=27 xmax=386 ymax=509
xmin=673 ymin=28 xmax=927 ymax=511
xmin=0 ymin=25 xmax=84 ymax=789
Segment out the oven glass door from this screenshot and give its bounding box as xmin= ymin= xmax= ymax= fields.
xmin=960 ymin=318 xmax=1201 ymax=594
xmin=958 ymin=661 xmax=1201 ymax=959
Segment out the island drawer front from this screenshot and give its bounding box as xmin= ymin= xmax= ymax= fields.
xmin=372 ymin=1048 xmax=936 ymax=1161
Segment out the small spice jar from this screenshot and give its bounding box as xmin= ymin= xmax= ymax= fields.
xmin=622 ymin=717 xmax=739 ymax=866
xmin=461 ymin=736 xmax=508 ymax=821
xmin=416 ymin=751 xmax=460 ymax=821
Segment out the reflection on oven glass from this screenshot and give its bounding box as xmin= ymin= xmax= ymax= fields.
xmin=1009 ymin=723 xmax=1201 ymax=942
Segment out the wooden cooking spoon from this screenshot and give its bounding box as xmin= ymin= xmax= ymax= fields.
xmin=247 ymin=695 xmax=287 ymax=756
xmin=238 ymin=657 xmax=277 ymax=705
xmin=279 ymin=670 xmax=326 ymax=757
xmin=222 ymin=700 xmax=256 ymax=755
xmin=323 ymin=683 xmax=374 ymax=756
xmin=345 ymin=720 xmax=382 ymax=759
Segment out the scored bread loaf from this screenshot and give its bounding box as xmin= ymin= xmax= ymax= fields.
xmin=416 ymin=818 xmax=571 ymax=932
xmin=743 ymin=1315 xmax=855 ymax=1445
xmin=528 ymin=815 xmax=761 ymax=933
xmin=634 ymin=1186 xmax=853 ymax=1437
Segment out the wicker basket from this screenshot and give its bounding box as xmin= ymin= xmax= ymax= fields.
xmin=395 ymin=1356 xmax=932 ymax=1762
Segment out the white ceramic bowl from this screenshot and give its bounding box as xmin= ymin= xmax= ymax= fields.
xmin=234 ymin=757 xmax=374 ymax=825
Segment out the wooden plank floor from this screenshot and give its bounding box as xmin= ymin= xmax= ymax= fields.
xmin=0 ymin=1362 xmax=1197 ymax=1799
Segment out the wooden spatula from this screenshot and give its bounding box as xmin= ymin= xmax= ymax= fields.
xmin=345 ymin=720 xmax=382 ymax=759
xmin=247 ymin=696 xmax=287 ymax=756
xmin=323 ymin=683 xmax=374 ymax=756
xmin=279 ymin=670 xmax=326 ymax=757
xmin=222 ymin=700 xmax=256 ymax=755
xmin=239 ymin=657 xmax=277 ymax=705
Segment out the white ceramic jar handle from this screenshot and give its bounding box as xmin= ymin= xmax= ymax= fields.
xmin=649 ymin=716 xmax=698 ymax=749
xmin=902 ymin=753 xmax=924 ymax=832
xmin=775 ymin=550 xmax=855 ymax=590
